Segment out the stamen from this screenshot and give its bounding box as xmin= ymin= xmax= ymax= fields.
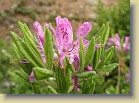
xmin=73 ymin=42 xmax=77 ymax=46
xmin=63 ymin=48 xmax=66 ymax=52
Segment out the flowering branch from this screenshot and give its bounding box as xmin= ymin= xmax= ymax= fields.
xmin=11 ymin=16 xmax=118 ymax=94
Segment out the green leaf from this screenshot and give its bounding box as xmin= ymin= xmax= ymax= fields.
xmin=96 ymin=24 xmax=106 ymax=38
xmin=78 ymin=37 xmax=85 ymax=71
xmin=11 ymin=31 xmax=23 ymax=43
xmin=85 ymin=36 xmax=95 ymax=67
xmin=55 ymin=67 xmax=67 ymax=94
xmin=31 ymin=80 xmax=48 ymax=94
xmin=82 ymin=79 xmax=88 ymax=94
xmin=15 ymin=69 xmax=29 ymax=82
xmin=103 ymin=22 xmax=110 ymax=45
xmin=47 ymin=85 xmax=58 ymax=94
xmin=66 ymin=57 xmax=75 ymax=73
xmin=96 ymin=46 xmax=114 ymax=70
xmin=98 ymin=63 xmax=118 ymax=74
xmin=93 ymin=46 xmax=102 ymax=68
xmin=18 ymin=21 xmax=34 ymax=41
xmin=65 ymin=66 xmax=72 ymax=93
xmin=33 ymin=67 xmax=54 ymax=80
xmin=89 ymin=82 xmax=95 ymax=94
xmin=18 ymin=21 xmax=44 ymax=67
xmin=82 ymin=77 xmax=95 ymax=94
xmin=44 ymin=28 xmax=54 ymax=69
xmin=12 ymin=43 xmax=22 ymax=60
xmin=96 ymin=22 xmax=110 ymax=45
xmin=12 ymin=43 xmax=32 ymax=74
xmin=75 ymin=71 xmax=96 ymax=78
xmin=16 ymin=41 xmax=42 ymax=67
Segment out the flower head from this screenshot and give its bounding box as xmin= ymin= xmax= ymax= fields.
xmin=107 ymin=33 xmax=130 ymax=52
xmin=46 ymin=16 xmax=92 ymax=68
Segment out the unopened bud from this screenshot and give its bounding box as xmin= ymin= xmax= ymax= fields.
xmin=106 ymin=72 xmax=109 ymax=76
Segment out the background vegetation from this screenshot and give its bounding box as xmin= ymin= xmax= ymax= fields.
xmin=0 ymin=0 xmax=130 ymax=94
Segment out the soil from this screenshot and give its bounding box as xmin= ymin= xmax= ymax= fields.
xmin=0 ymin=0 xmax=119 ymax=40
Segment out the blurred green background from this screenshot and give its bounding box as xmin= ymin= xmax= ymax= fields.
xmin=0 ymin=0 xmax=130 ymax=94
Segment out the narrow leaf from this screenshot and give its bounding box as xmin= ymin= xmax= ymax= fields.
xmin=75 ymin=71 xmax=96 ymax=78
xmin=33 ymin=67 xmax=54 ymax=80
xmin=78 ymin=37 xmax=85 ymax=71
xmin=98 ymin=63 xmax=118 ymax=74
xmin=44 ymin=28 xmax=54 ymax=69
xmin=15 ymin=69 xmax=29 ymax=82
xmin=96 ymin=46 xmax=114 ymax=70
xmin=12 ymin=43 xmax=32 ymax=74
xmin=85 ymin=36 xmax=95 ymax=67
xmin=47 ymin=85 xmax=58 ymax=94
xmin=18 ymin=21 xmax=44 ymax=67
xmin=16 ymin=41 xmax=42 ymax=67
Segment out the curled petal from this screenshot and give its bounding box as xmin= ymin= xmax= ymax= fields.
xmin=55 ymin=16 xmax=73 ymax=49
xmin=115 ymin=33 xmax=121 ymax=50
xmin=29 ymin=71 xmax=35 ymax=82
xmin=115 ymin=33 xmax=120 ymax=41
xmin=123 ymin=36 xmax=130 ymax=51
xmin=33 ymin=21 xmax=44 ymax=45
xmin=77 ymin=22 xmax=92 ymax=38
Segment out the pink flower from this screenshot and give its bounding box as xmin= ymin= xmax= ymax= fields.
xmin=85 ymin=66 xmax=93 ymax=71
xmin=33 ymin=21 xmax=46 ymax=63
xmin=108 ymin=33 xmax=121 ymax=50
xmin=33 ymin=21 xmax=58 ymax=63
xmin=33 ymin=21 xmax=45 ymax=47
xmin=108 ymin=33 xmax=130 ymax=52
xmin=123 ymin=36 xmax=130 ymax=51
xmin=29 ymin=71 xmax=35 ymax=82
xmin=46 ymin=16 xmax=92 ymax=68
xmin=34 ymin=16 xmax=92 ymax=91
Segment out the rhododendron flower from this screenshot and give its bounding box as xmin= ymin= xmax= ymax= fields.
xmin=46 ymin=16 xmax=92 ymax=68
xmin=33 ymin=16 xmax=96 ymax=90
xmin=45 ymin=16 xmax=92 ymax=91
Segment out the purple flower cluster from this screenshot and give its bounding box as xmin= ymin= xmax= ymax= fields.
xmin=107 ymin=33 xmax=130 ymax=52
xmin=28 ymin=16 xmax=100 ymax=91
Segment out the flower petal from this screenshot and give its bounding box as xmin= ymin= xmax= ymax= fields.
xmin=55 ymin=16 xmax=73 ymax=49
xmin=29 ymin=71 xmax=35 ymax=82
xmin=33 ymin=21 xmax=45 ymax=45
xmin=123 ymin=36 xmax=130 ymax=51
xmin=115 ymin=33 xmax=121 ymax=50
xmin=77 ymin=22 xmax=92 ymax=38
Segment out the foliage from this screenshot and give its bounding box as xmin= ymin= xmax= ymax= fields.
xmin=87 ymin=0 xmax=130 ymax=40
xmin=10 ymin=19 xmax=118 ymax=94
